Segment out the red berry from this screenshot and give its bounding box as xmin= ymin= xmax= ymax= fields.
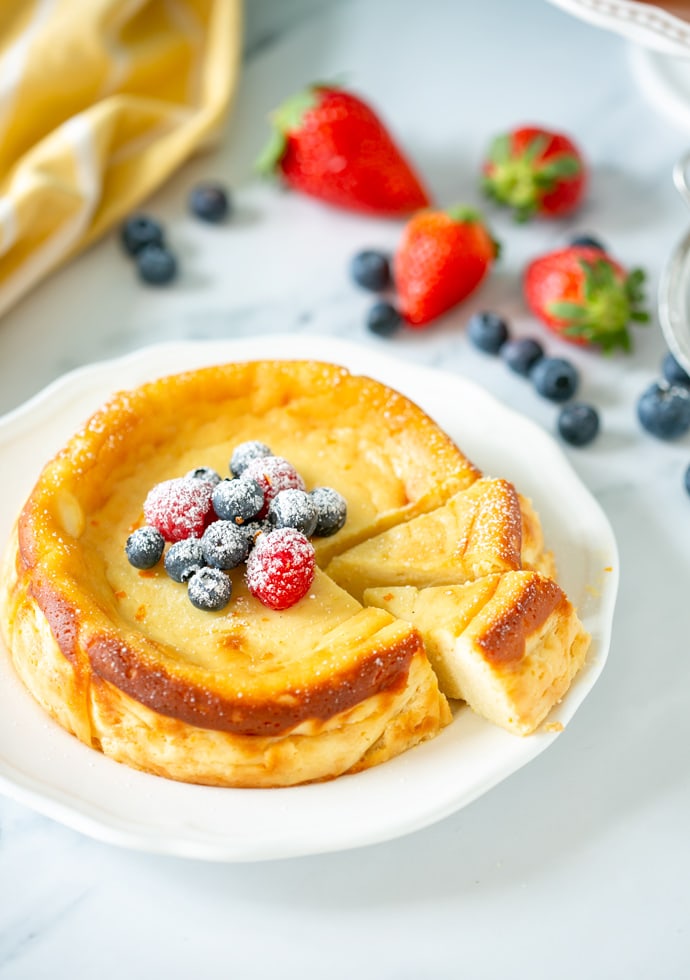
xmin=243 ymin=456 xmax=306 ymax=515
xmin=245 ymin=528 xmax=315 ymax=610
xmin=144 ymin=477 xmax=215 ymax=542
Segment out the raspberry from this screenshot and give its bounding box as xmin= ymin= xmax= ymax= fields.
xmin=245 ymin=528 xmax=315 ymax=610
xmin=144 ymin=477 xmax=215 ymax=542
xmin=243 ymin=456 xmax=306 ymax=515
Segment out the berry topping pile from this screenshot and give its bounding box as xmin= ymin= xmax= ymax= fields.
xmin=125 ymin=442 xmax=347 ymax=612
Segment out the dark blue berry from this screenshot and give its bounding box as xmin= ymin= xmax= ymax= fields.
xmin=268 ymin=489 xmax=318 ymax=536
xmin=164 ymin=538 xmax=205 ymax=583
xmin=569 ymin=234 xmax=606 ymax=251
xmin=637 ymin=382 xmax=690 ymax=440
xmin=500 ymin=337 xmax=544 ymax=376
xmin=310 ymin=486 xmax=347 ymax=537
xmin=186 ymin=466 xmax=222 ymax=486
xmin=230 ymin=441 xmax=272 ymax=478
xmin=136 ymin=244 xmax=177 ymax=285
xmin=685 ymin=463 xmax=690 ymax=497
xmin=187 ymin=567 xmax=232 ymax=611
xmin=212 ymin=478 xmax=264 ymax=523
xmin=350 ymin=251 xmax=391 ymax=292
xmin=121 ymin=214 xmax=164 ymax=256
xmin=367 ymin=302 xmax=401 ymax=338
xmin=240 ymin=519 xmax=273 ymax=550
xmin=201 ymin=521 xmax=249 ymax=569
xmin=531 ymin=357 xmax=579 ymax=402
xmin=557 ymin=402 xmax=600 ymax=447
xmin=467 ymin=312 xmax=510 ymax=354
xmin=661 ymin=352 xmax=690 ymax=388
xmin=125 ymin=526 xmax=165 ymax=569
xmin=189 ymin=182 xmax=231 ymax=223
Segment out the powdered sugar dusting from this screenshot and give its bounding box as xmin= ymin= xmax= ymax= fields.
xmin=243 ymin=456 xmax=306 ymax=509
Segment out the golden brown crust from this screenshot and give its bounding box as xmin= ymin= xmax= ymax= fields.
xmin=476 ymin=574 xmax=565 ymax=665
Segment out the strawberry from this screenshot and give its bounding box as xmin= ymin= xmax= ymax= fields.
xmin=524 ymin=246 xmax=649 ymax=352
xmin=482 ymin=126 xmax=586 ymax=221
xmin=393 ymin=207 xmax=498 ymax=327
xmin=256 ymin=84 xmax=430 ymax=217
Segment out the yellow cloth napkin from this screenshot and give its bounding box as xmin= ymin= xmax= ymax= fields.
xmin=0 ymin=0 xmax=242 ymax=317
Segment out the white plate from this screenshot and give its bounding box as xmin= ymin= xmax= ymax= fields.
xmin=0 ymin=336 xmax=618 ymax=862
xmin=546 ymin=0 xmax=690 ymax=58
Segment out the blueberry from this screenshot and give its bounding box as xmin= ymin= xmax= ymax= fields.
xmin=310 ymin=486 xmax=347 ymax=537
xmin=637 ymin=382 xmax=690 ymax=440
xmin=185 ymin=466 xmax=222 ymax=486
xmin=189 ymin=182 xmax=231 ymax=223
xmin=201 ymin=521 xmax=249 ymax=569
xmin=121 ymin=214 xmax=164 ymax=256
xmin=187 ymin=567 xmax=232 ymax=611
xmin=661 ymin=352 xmax=690 ymax=388
xmin=212 ymin=478 xmax=264 ymax=523
xmin=500 ymin=337 xmax=544 ymax=376
xmin=531 ymin=357 xmax=579 ymax=402
xmin=240 ymin=519 xmax=273 ymax=550
xmin=570 ymin=234 xmax=606 ymax=251
xmin=230 ymin=441 xmax=272 ymax=478
xmin=350 ymin=250 xmax=391 ymax=292
xmin=367 ymin=302 xmax=401 ymax=338
xmin=557 ymin=402 xmax=600 ymax=447
xmin=136 ymin=244 xmax=177 ymax=285
xmin=268 ymin=489 xmax=318 ymax=536
xmin=125 ymin=526 xmax=165 ymax=569
xmin=685 ymin=463 xmax=690 ymax=497
xmin=467 ymin=312 xmax=510 ymax=354
xmin=164 ymin=538 xmax=205 ymax=583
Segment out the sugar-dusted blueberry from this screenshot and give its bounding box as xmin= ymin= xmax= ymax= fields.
xmin=531 ymin=357 xmax=579 ymax=402
xmin=557 ymin=402 xmax=600 ymax=447
xmin=212 ymin=478 xmax=264 ymax=524
xmin=164 ymin=538 xmax=205 ymax=583
xmin=500 ymin=337 xmax=544 ymax=376
xmin=366 ymin=301 xmax=401 ymax=338
xmin=268 ymin=488 xmax=318 ymax=536
xmin=136 ymin=244 xmax=177 ymax=285
xmin=189 ymin=182 xmax=231 ymax=223
xmin=637 ymin=382 xmax=690 ymax=440
xmin=310 ymin=486 xmax=347 ymax=537
xmin=240 ymin=518 xmax=273 ymax=551
xmin=661 ymin=351 xmax=690 ymax=388
xmin=569 ymin=233 xmax=605 ymax=251
xmin=230 ymin=440 xmax=272 ymax=478
xmin=350 ymin=250 xmax=391 ymax=292
xmin=125 ymin=526 xmax=165 ymax=569
xmin=467 ymin=311 xmax=510 ymax=354
xmin=201 ymin=520 xmax=249 ymax=569
xmin=186 ymin=466 xmax=222 ymax=486
xmin=121 ymin=214 xmax=164 ymax=256
xmin=187 ymin=567 xmax=232 ymax=611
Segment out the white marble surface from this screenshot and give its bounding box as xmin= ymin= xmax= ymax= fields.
xmin=1 ymin=0 xmax=689 ymax=976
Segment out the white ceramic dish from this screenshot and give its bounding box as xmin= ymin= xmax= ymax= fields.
xmin=546 ymin=0 xmax=690 ymax=57
xmin=0 ymin=336 xmax=618 ymax=862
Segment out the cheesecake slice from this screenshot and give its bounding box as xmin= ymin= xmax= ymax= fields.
xmin=364 ymin=571 xmax=590 ymax=735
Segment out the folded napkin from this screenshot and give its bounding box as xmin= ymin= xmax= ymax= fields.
xmin=0 ymin=0 xmax=242 ymax=317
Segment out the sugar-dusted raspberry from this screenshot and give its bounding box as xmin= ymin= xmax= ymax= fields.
xmin=245 ymin=528 xmax=315 ymax=611
xmin=144 ymin=477 xmax=215 ymax=542
xmin=243 ymin=456 xmax=306 ymax=515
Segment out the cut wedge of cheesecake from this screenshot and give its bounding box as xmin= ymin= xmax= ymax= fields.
xmin=364 ymin=571 xmax=590 ymax=735
xmin=327 ymin=478 xmax=554 ymax=601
